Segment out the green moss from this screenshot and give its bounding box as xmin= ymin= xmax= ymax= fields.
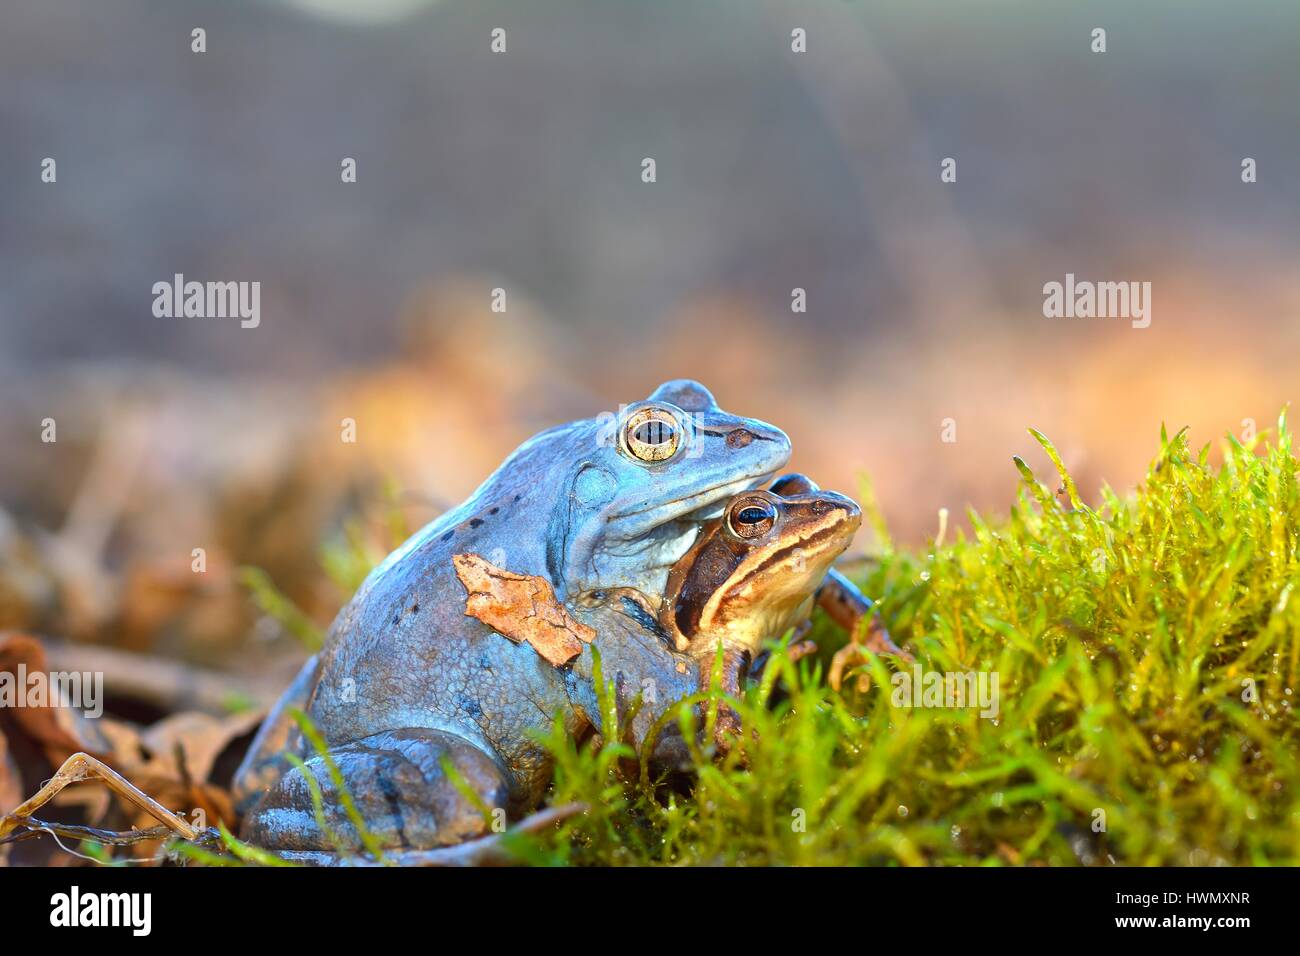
xmin=527 ymin=414 xmax=1300 ymax=865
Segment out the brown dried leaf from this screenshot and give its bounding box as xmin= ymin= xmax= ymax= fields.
xmin=0 ymin=632 xmax=105 ymax=767
xmin=0 ymin=732 xmax=16 ymax=863
xmin=95 ymin=718 xmax=149 ymax=774
xmin=0 ymin=727 xmax=20 ymax=820
xmin=125 ymin=771 xmax=236 ymax=850
xmin=453 ymin=553 xmax=594 ymax=667
xmin=139 ymin=709 xmax=266 ymax=784
xmin=103 ymin=708 xmax=263 ymax=847
xmin=0 ymin=634 xmax=257 ymax=863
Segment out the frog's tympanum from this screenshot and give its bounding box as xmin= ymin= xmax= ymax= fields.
xmin=233 ymin=380 xmax=794 ymax=856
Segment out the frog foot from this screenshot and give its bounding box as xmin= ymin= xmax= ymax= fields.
xmin=787 ymin=637 xmax=819 ymax=664
xmin=266 ymin=802 xmax=589 ymax=866
xmin=828 ymin=642 xmax=870 ymax=692
xmin=828 ymin=614 xmax=913 ymax=692
xmin=862 ymin=613 xmax=912 ymax=660
xmin=785 ymin=617 xmax=820 ymax=661
xmin=241 ymin=728 xmax=512 ymax=855
xmin=746 ymin=630 xmax=818 ymax=683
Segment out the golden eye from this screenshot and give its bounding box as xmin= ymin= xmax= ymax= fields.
xmin=727 ymin=497 xmax=777 ymax=538
xmin=623 ymin=407 xmax=682 ymax=462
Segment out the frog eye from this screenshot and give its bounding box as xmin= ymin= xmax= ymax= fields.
xmin=622 ymin=406 xmax=683 ymax=463
xmin=728 ymin=497 xmax=777 ymax=539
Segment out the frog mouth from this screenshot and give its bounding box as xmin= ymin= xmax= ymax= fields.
xmin=612 ymin=474 xmax=774 ymax=530
xmin=748 ymin=522 xmax=855 ymax=578
xmin=599 ymin=474 xmax=777 ymax=587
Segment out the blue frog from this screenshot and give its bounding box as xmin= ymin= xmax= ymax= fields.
xmin=232 ymin=380 xmax=791 ymax=857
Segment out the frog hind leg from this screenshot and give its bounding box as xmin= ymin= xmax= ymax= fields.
xmin=269 ymin=802 xmax=588 ymax=866
xmin=240 ymin=728 xmax=510 ymax=854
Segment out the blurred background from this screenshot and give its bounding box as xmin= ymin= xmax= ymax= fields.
xmin=1 ymin=0 xmax=1298 ymax=674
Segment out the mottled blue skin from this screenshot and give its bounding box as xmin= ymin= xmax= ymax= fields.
xmin=234 ymin=381 xmax=790 ymax=853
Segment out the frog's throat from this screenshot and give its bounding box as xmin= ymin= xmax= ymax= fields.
xmin=579 ymin=519 xmax=703 ymax=604
xmin=689 ymin=518 xmax=857 ymax=647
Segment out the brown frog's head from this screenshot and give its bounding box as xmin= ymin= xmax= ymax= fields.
xmin=660 ymin=476 xmax=862 ymax=661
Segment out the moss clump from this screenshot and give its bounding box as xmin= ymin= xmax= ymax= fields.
xmin=528 ymin=414 xmax=1300 ymax=865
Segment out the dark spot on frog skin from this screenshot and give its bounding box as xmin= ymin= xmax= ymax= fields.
xmin=458 ymin=695 xmax=483 ymax=719
xmin=726 ymin=428 xmax=755 ymax=448
xmin=374 ymin=776 xmax=408 ymax=844
xmin=621 ymin=594 xmax=672 ymax=643
xmin=469 ymin=518 xmax=484 ymax=529
xmin=440 ymin=530 xmax=455 ymax=542
xmin=392 ymin=597 xmax=421 ymax=627
xmin=612 ymin=670 xmax=636 ymax=709
xmin=489 ymin=507 xmax=500 ymax=515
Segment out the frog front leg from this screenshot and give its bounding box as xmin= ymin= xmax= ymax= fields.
xmin=819 ymin=568 xmax=913 ymax=691
xmin=240 ymin=727 xmax=511 ymax=855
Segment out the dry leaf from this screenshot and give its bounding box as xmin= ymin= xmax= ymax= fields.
xmin=139 ymin=709 xmax=265 ymax=784
xmin=452 ymin=553 xmax=594 ymax=667
xmin=0 ymin=633 xmax=106 ymax=768
xmin=0 ymin=728 xmax=20 ymax=821
xmin=120 ymin=709 xmax=265 ymax=846
xmin=0 ymin=634 xmax=259 ymax=863
xmin=0 ymin=731 xmax=17 ymax=864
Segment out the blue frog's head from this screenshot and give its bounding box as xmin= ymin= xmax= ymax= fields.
xmin=509 ymin=380 xmax=791 ymax=600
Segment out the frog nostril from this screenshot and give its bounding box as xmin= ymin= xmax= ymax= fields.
xmin=726 ymin=428 xmax=755 ymax=448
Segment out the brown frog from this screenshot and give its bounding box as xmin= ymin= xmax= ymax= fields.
xmin=661 ymin=473 xmax=908 ymax=748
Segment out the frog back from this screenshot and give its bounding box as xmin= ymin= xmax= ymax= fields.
xmin=304 ymin=493 xmax=582 ymax=797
